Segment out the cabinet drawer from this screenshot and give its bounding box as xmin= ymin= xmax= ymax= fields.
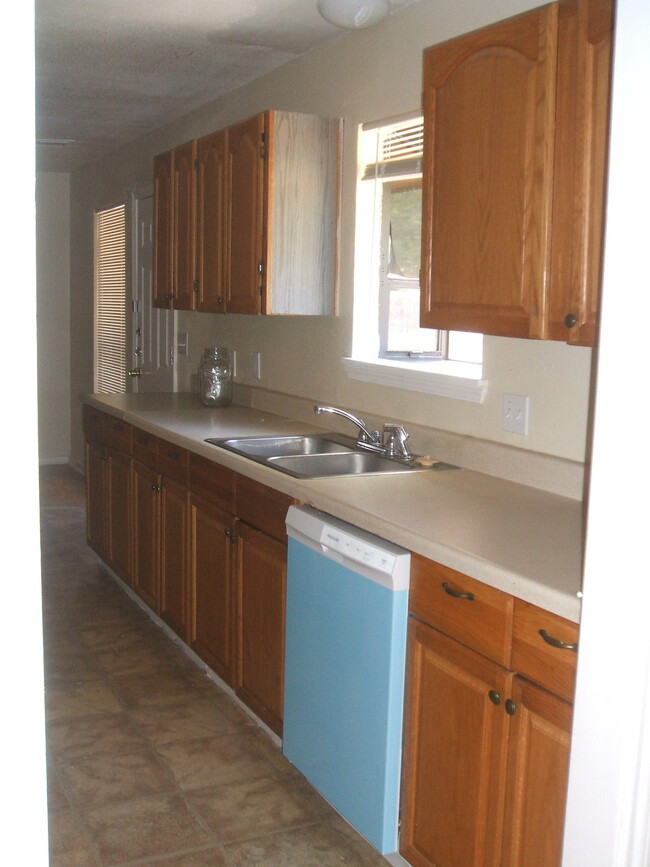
xmin=409 ymin=554 xmax=514 ymax=667
xmin=103 ymin=416 xmax=132 ymax=453
xmin=132 ymin=427 xmax=159 ymax=470
xmin=236 ymin=475 xmax=294 ymax=542
xmin=158 ymin=439 xmax=189 ymax=486
xmin=83 ymin=405 xmax=106 ymax=440
xmin=512 ymin=599 xmax=578 ymax=702
xmin=189 ymin=454 xmax=236 ymax=512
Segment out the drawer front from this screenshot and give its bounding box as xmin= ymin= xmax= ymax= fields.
xmin=236 ymin=475 xmax=294 ymax=542
xmin=83 ymin=405 xmax=106 ymax=441
xmin=158 ymin=439 xmax=190 ymax=486
xmin=512 ymin=599 xmax=578 ymax=702
xmin=132 ymin=427 xmax=159 ymax=470
xmin=103 ymin=415 xmax=133 ymax=454
xmin=189 ymin=453 xmax=236 ymax=513
xmin=409 ymin=554 xmax=514 ymax=667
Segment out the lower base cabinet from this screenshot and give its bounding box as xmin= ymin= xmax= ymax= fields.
xmin=400 ymin=555 xmax=576 ymax=867
xmin=236 ymin=520 xmax=287 ymax=735
xmin=189 ymin=494 xmax=236 ymax=684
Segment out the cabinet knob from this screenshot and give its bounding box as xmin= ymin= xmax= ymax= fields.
xmin=225 ymin=528 xmax=239 ymax=542
xmin=564 ymin=313 xmax=577 ymax=328
xmin=165 ymin=293 xmax=174 ymax=301
xmin=505 ymin=699 xmax=517 ymax=716
xmin=488 ymin=690 xmax=501 ymax=706
xmin=151 ymin=483 xmax=160 ymax=492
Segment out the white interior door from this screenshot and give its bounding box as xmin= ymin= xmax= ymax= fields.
xmin=130 ymin=193 xmax=174 ymax=393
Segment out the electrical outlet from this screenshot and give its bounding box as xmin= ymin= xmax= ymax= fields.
xmin=502 ymin=394 xmax=529 ymax=435
xmin=251 ymin=351 xmax=261 ymax=380
xmin=176 ymin=332 xmax=189 ymax=356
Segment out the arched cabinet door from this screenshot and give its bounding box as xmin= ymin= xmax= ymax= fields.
xmin=420 ymin=3 xmax=559 ymax=340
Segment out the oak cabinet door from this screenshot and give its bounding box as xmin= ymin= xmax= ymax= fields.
xmin=172 ymin=139 xmax=197 ymax=311
xmin=105 ymin=447 xmax=132 ymax=585
xmin=235 ymin=521 xmax=286 ymax=736
xmin=420 ymin=4 xmax=558 ymax=339
xmin=131 ymin=460 xmax=161 ymax=611
xmin=153 ymin=149 xmax=174 ymax=309
xmin=226 ymin=114 xmax=265 ymax=315
xmin=547 ymin=0 xmax=614 ymax=345
xmin=159 ymin=478 xmax=189 ymax=641
xmin=400 ymin=619 xmax=512 ymax=867
xmin=85 ymin=438 xmax=107 ymax=557
xmin=196 ymin=129 xmax=228 ymax=313
xmin=502 ymin=677 xmax=573 ymax=866
xmin=189 ymin=495 xmax=236 ymax=685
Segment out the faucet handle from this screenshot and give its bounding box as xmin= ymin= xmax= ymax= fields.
xmin=382 ymin=423 xmax=411 ymax=459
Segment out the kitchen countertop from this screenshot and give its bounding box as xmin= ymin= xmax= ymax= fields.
xmin=84 ymin=392 xmax=584 ymax=622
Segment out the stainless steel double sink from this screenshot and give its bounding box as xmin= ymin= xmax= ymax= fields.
xmin=205 ymin=433 xmax=458 ymax=479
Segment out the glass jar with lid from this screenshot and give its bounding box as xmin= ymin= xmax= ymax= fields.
xmin=198 ymin=347 xmax=232 ymax=407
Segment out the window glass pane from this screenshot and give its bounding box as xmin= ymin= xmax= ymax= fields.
xmin=387 ymin=181 xmax=421 ymax=278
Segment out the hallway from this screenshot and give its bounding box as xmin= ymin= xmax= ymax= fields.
xmin=41 ymin=465 xmax=388 ymax=866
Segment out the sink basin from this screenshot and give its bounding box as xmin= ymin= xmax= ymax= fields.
xmin=206 ymin=434 xmax=458 ymax=479
xmin=211 ymin=434 xmax=355 ymax=458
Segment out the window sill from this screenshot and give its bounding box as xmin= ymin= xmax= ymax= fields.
xmin=343 ymin=357 xmax=487 ymax=403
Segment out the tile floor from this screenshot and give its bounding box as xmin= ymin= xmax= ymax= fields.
xmin=41 ymin=464 xmax=390 ymax=866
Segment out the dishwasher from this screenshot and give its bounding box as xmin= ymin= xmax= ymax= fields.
xmin=283 ymin=505 xmax=410 ymax=857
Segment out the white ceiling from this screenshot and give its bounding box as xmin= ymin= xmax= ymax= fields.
xmin=36 ymin=0 xmax=417 ymax=172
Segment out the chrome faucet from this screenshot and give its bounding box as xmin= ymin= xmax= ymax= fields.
xmin=314 ymin=405 xmax=413 ymax=462
xmin=314 ymin=405 xmax=382 ymax=449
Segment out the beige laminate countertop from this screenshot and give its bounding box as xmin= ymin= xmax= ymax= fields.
xmin=84 ymin=392 xmax=584 ymax=622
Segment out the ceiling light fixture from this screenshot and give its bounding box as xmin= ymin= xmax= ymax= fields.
xmin=317 ymin=0 xmax=391 ymax=29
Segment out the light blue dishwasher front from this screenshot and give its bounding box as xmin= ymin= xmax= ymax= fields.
xmin=283 ymin=504 xmax=410 ymax=857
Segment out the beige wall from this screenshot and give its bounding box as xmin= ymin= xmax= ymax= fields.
xmin=37 ymin=172 xmax=71 ymax=462
xmin=68 ymin=0 xmax=593 ymax=470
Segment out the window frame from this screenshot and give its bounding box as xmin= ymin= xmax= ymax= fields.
xmin=347 ymin=114 xmax=486 ymax=403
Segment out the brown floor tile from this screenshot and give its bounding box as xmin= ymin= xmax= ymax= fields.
xmin=48 ymin=712 xmax=147 ymax=762
xmin=129 ymin=697 xmax=237 ymax=747
xmin=108 ymin=667 xmax=213 ymax=710
xmin=48 ymin=808 xmax=98 ymax=866
xmin=77 ymin=621 xmax=169 ymax=653
xmin=156 ymin=732 xmax=276 ymax=791
xmin=144 ymin=849 xmax=227 ymax=865
xmin=187 ymin=775 xmax=320 ymax=843
xmin=45 ymin=651 xmax=102 ymax=685
xmin=46 ymin=680 xmax=123 ymax=722
xmin=83 ymin=792 xmax=212 ymax=864
xmin=91 ymin=645 xmax=180 ymax=677
xmin=222 ymin=822 xmax=373 ymax=866
xmin=58 ymin=749 xmax=175 ymax=811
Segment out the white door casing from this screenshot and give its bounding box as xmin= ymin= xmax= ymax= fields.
xmin=130 ymin=192 xmax=174 ymax=393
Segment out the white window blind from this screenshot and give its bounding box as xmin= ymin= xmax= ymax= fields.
xmin=94 ymin=204 xmax=126 ymax=393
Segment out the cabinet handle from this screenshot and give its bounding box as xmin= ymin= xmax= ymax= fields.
xmin=505 ymin=699 xmax=517 ymax=716
xmin=442 ymin=582 xmax=475 ymax=601
xmin=224 ymin=528 xmax=239 ymax=543
xmin=564 ymin=313 xmax=578 ymax=328
xmin=539 ymin=629 xmax=578 ymax=652
xmin=151 ymin=483 xmax=160 ymax=492
xmin=488 ymin=690 xmax=501 ymax=706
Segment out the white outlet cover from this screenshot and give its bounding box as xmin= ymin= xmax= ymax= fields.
xmin=502 ymin=394 xmax=529 ymax=435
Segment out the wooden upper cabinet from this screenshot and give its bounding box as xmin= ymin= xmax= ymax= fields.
xmin=172 ymin=139 xmax=197 ymax=311
xmin=153 ymin=110 xmax=340 ymax=316
xmin=226 ymin=114 xmax=266 ymax=315
xmin=196 ymin=129 xmax=228 ymax=313
xmin=420 ymin=4 xmax=559 ymax=339
xmin=420 ymin=0 xmax=612 ymax=345
xmin=547 ymin=0 xmax=613 ymax=345
xmin=153 ymin=149 xmax=174 ymax=308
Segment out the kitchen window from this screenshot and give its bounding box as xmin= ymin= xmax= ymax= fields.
xmin=94 ymin=203 xmax=126 ymax=394
xmin=345 ymin=114 xmax=486 ymax=402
